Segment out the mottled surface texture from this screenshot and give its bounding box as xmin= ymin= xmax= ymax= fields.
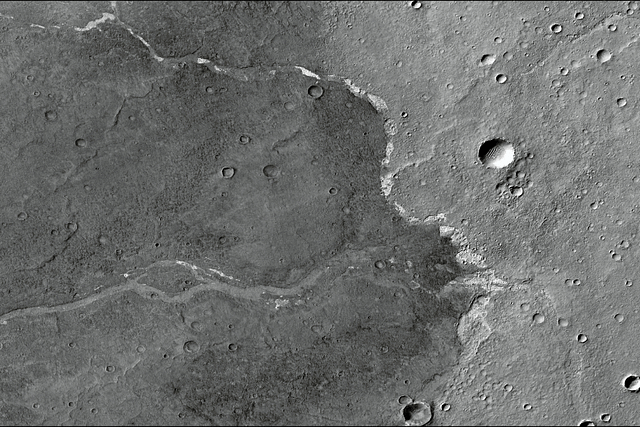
xmin=1 ymin=1 xmax=639 ymax=426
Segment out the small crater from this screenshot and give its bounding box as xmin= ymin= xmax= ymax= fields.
xmin=183 ymin=340 xmax=200 ymax=353
xmin=263 ymin=165 xmax=280 ymax=178
xmin=550 ymin=23 xmax=563 ymax=33
xmin=511 ymin=186 xmax=524 ymax=197
xmin=402 ymin=401 xmax=432 ymax=425
xmin=398 ymin=395 xmax=412 ymax=405
xmin=221 ymin=167 xmax=235 ymax=179
xmin=478 ymin=139 xmax=514 ymax=169
xmin=480 ymin=54 xmax=496 ymax=66
xmin=532 ymin=313 xmax=545 ymax=324
xmin=308 ymin=85 xmax=324 ymax=99
xmin=596 ymin=49 xmax=612 ymax=63
xmin=623 ymin=374 xmax=640 ymax=392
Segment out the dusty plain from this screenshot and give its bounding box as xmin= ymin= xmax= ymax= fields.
xmin=0 ymin=1 xmax=639 ymax=426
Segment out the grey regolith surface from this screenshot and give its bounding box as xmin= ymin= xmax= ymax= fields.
xmin=0 ymin=1 xmax=639 ymax=426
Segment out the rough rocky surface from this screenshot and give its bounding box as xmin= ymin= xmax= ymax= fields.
xmin=0 ymin=1 xmax=639 ymax=426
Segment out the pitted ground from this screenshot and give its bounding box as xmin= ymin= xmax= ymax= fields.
xmin=321 ymin=1 xmax=640 ymax=425
xmin=3 ymin=1 xmax=640 ymax=426
xmin=0 ymin=20 xmax=460 ymax=310
xmin=0 ymin=3 xmax=480 ymax=425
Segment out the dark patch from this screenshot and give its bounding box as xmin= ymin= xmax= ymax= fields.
xmin=165 ymin=258 xmax=472 ymax=425
xmin=0 ymin=7 xmax=480 ymax=426
xmin=0 ymin=404 xmax=39 ymax=425
xmin=117 ymin=1 xmax=326 ymax=68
